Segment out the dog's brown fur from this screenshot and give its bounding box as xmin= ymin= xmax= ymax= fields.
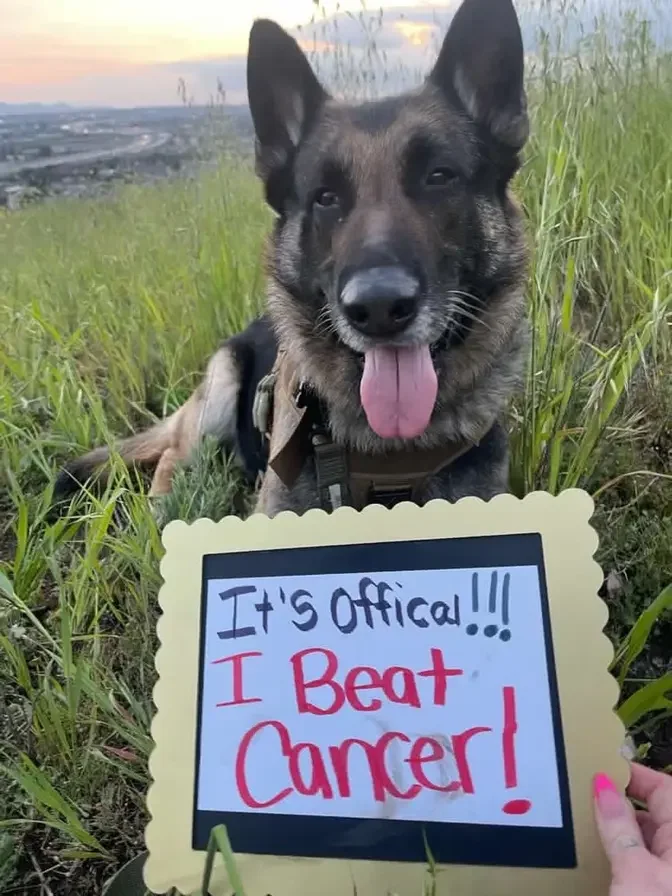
xmin=55 ymin=0 xmax=530 ymax=517
xmin=54 ymin=318 xmax=273 ymax=499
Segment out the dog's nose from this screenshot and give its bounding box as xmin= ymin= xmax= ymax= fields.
xmin=339 ymin=266 xmax=421 ymax=338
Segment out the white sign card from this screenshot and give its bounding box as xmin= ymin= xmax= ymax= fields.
xmin=193 ymin=534 xmax=574 ymax=867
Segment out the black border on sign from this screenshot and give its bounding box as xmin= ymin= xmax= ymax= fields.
xmin=191 ymin=533 xmax=576 ymax=868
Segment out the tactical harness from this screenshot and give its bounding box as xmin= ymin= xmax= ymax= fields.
xmin=252 ymin=350 xmax=479 ymax=512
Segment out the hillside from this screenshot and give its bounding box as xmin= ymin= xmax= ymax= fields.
xmin=0 ymin=3 xmax=671 ymax=893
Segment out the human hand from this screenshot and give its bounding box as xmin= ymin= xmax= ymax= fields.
xmin=594 ymin=763 xmax=672 ymax=895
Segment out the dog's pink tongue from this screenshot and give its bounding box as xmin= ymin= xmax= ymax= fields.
xmin=360 ymin=345 xmax=438 ymax=439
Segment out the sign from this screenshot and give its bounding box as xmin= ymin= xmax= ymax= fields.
xmin=145 ymin=491 xmax=628 ymax=896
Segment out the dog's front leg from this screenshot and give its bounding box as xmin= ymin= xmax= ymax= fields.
xmin=254 ymin=468 xmax=291 ymax=517
xmin=254 ymin=464 xmax=322 ymax=517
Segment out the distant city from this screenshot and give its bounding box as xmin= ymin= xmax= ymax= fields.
xmin=0 ymin=104 xmax=254 ymax=209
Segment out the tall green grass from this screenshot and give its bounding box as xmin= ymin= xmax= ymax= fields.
xmin=1 ymin=1 xmax=671 ymax=892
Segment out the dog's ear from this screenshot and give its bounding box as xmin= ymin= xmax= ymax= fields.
xmin=428 ymin=0 xmax=528 ymax=149
xmin=247 ymin=19 xmax=328 ymax=211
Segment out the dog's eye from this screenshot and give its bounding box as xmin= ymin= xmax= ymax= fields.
xmin=314 ymin=189 xmax=339 ymax=209
xmin=425 ymin=168 xmax=456 ymax=188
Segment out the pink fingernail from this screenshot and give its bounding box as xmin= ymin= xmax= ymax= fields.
xmin=593 ymin=773 xmax=624 ymax=820
xmin=593 ymin=773 xmax=618 ymax=799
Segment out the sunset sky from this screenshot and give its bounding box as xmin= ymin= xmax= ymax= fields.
xmin=2 ymin=0 xmax=668 ymax=108
xmin=2 ymin=0 xmax=456 ymax=107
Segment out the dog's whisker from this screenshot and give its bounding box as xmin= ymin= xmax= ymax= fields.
xmin=447 ymin=291 xmax=487 ymax=310
xmin=442 ymin=292 xmax=492 ymax=332
xmin=316 ymin=308 xmax=334 ymax=331
xmin=448 ymin=289 xmax=486 ymax=304
xmin=446 ymin=301 xmax=486 ymax=321
xmin=314 ymin=307 xmax=337 ymax=340
xmin=435 ymin=311 xmax=492 ymax=337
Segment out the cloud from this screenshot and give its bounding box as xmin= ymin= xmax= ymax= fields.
xmin=158 ymin=1 xmax=672 ymax=105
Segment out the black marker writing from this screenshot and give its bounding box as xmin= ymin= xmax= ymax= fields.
xmin=359 ymin=577 xmax=393 ymax=626
xmin=466 ymin=572 xmax=512 ymax=641
xmin=211 ymin=572 xmax=513 ymax=640
xmin=255 ymin=589 xmax=273 ymax=634
xmin=217 ymin=585 xmax=257 ymax=640
xmin=327 ymin=579 xmax=460 ymax=633
xmin=290 ymin=589 xmax=318 ymax=632
xmin=330 ymin=587 xmax=357 ymax=634
xmin=408 ymin=597 xmax=430 ymax=628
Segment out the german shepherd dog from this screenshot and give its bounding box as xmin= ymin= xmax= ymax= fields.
xmin=55 ymin=0 xmax=530 ymax=517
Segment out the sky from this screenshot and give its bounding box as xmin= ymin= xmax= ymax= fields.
xmin=1 ymin=0 xmax=668 ymax=108
xmin=2 ymin=0 xmax=449 ymax=106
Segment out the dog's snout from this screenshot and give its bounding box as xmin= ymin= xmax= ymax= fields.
xmin=339 ymin=266 xmax=421 ymax=338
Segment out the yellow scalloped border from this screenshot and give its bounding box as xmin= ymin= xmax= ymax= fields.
xmin=144 ymin=489 xmax=628 ymax=896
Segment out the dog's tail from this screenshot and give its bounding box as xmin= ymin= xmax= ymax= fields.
xmin=53 ymin=412 xmax=180 ymax=499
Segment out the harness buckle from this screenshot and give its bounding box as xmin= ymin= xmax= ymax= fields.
xmin=312 ymin=434 xmax=350 ymax=511
xmin=252 ymin=372 xmax=277 ymax=438
xmin=367 ymin=485 xmax=415 ymax=508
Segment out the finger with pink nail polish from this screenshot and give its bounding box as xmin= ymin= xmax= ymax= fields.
xmin=593 ymin=765 xmax=672 ymax=896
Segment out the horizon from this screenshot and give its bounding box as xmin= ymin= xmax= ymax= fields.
xmin=2 ymin=0 xmax=669 ymax=109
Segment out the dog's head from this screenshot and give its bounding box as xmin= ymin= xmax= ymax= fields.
xmin=247 ymin=0 xmax=529 ymax=442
